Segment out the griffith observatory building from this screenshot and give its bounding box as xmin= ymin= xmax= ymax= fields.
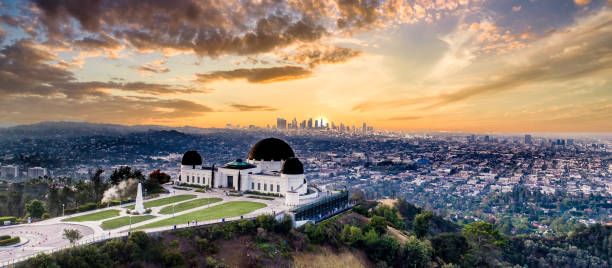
xmin=175 ymin=138 xmax=311 ymax=206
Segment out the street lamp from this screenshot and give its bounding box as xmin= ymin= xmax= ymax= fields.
xmin=129 ymin=215 xmax=132 ymax=232
xmin=172 ymin=204 xmax=175 ymax=218
xmin=62 ymin=204 xmax=65 ymax=217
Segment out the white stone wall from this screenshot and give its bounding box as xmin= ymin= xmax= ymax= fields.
xmin=285 ymin=191 xmax=300 ymax=206
xmin=179 ymin=165 xmax=213 ymax=186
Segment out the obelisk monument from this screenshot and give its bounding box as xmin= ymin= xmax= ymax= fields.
xmin=134 ymin=182 xmax=145 ymax=213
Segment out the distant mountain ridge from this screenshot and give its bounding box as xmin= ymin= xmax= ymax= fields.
xmin=0 ymin=121 xmax=219 ymax=141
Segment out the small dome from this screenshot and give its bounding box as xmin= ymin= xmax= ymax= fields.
xmin=248 ymin=138 xmax=295 ymax=161
xmin=281 ymin=157 xmax=304 ymax=175
xmin=181 ymin=151 xmax=202 ymax=165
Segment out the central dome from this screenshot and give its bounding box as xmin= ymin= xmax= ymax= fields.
xmin=181 ymin=151 xmax=202 ymax=165
xmin=248 ymin=138 xmax=295 ymax=161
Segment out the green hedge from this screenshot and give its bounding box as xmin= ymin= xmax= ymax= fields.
xmin=0 ymin=236 xmax=20 ymax=246
xmin=0 ymin=235 xmax=10 ymax=240
xmin=0 ymin=216 xmax=17 ymax=223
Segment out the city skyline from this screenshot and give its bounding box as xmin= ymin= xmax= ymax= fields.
xmin=0 ymin=0 xmax=611 ymax=132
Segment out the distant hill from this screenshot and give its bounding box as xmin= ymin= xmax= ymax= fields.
xmin=0 ymin=121 xmax=222 ymax=141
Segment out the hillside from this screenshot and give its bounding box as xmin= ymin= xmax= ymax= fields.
xmin=19 ymin=200 xmax=612 ymax=268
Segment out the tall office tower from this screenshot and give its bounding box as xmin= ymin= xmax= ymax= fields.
xmin=362 ymin=122 xmax=366 ymax=133
xmin=28 ymin=167 xmax=47 ymax=178
xmin=567 ymin=139 xmax=574 ymax=145
xmin=340 ymin=123 xmax=344 ymax=131
xmin=300 ymin=120 xmax=306 ymax=129
xmin=307 ymin=118 xmax=313 ymax=129
xmin=484 ymin=135 xmax=490 ymax=142
xmin=292 ymin=118 xmax=298 ymax=129
xmin=1 ymin=165 xmax=19 ymax=179
xmin=315 ymin=120 xmax=319 ymax=129
xmin=277 ymin=118 xmax=287 ymax=129
xmin=524 ymin=134 xmax=532 ymax=144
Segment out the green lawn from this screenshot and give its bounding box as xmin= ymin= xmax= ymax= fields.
xmin=62 ymin=209 xmax=120 ymax=222
xmin=125 ymin=194 xmax=196 ymax=209
xmin=101 ymin=215 xmax=156 ymax=230
xmin=158 ymin=198 xmax=223 ymax=214
xmin=137 ymin=201 xmax=267 ymax=229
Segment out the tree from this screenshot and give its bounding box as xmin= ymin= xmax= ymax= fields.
xmin=414 ymin=211 xmax=433 ymax=238
xmin=143 ymin=169 xmax=171 ymax=193
xmin=370 ymin=215 xmax=388 ymax=234
xmin=46 ymin=184 xmax=60 ymax=216
xmin=26 ymin=199 xmax=46 ymax=218
xmin=461 ymin=222 xmax=507 ymax=266
xmin=90 ymin=168 xmax=107 ymax=202
xmin=397 ymin=236 xmax=432 ymax=268
xmin=431 ymin=233 xmax=468 ymax=264
xmin=341 ymin=224 xmax=364 ymax=246
xmin=109 ymin=166 xmax=144 ymax=185
xmin=63 ymin=229 xmax=82 ymax=246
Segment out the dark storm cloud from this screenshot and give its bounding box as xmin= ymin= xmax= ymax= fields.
xmin=73 ymin=34 xmax=121 ymax=50
xmin=30 ymin=0 xmax=329 ymax=57
xmin=230 ymin=104 xmax=277 ymax=112
xmin=0 ymin=40 xmax=201 ymax=98
xmin=196 ymin=66 xmax=312 ymax=84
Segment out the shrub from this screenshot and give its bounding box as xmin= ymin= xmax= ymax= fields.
xmin=0 ymin=236 xmax=20 ymax=246
xmin=196 ymin=236 xmax=219 ymax=253
xmin=0 ymin=216 xmax=17 ymax=223
xmin=0 ymin=235 xmax=10 ymax=240
xmin=162 ymin=249 xmax=185 ymax=267
xmin=256 ymin=214 xmax=275 ymax=231
xmin=42 ymin=213 xmax=51 ymax=219
xmin=78 ymin=202 xmax=98 ymax=212
xmin=275 ymin=215 xmax=293 ymax=234
xmin=238 ymin=219 xmax=256 ymax=234
xmin=304 ymin=223 xmax=327 ymax=244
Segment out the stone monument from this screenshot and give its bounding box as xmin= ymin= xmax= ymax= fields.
xmin=134 ymin=182 xmax=145 ymax=213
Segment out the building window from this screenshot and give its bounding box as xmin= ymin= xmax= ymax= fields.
xmin=277 ymin=185 xmax=280 ymax=192
xmin=186 ymin=176 xmax=189 ymax=182
xmin=251 ymin=182 xmax=254 ymax=189
xmin=264 ymin=184 xmax=267 ymax=191
xmin=197 ymin=177 xmax=200 ymax=184
xmin=258 ymin=183 xmax=260 ymax=190
xmin=270 ymin=184 xmax=273 ymax=192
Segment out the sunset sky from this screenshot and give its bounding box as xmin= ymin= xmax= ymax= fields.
xmin=0 ymin=0 xmax=611 ymax=132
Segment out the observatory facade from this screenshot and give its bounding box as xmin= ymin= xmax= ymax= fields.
xmin=176 ymin=138 xmax=309 ymax=206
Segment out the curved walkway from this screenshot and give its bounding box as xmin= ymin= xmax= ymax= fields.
xmin=0 ymin=185 xmax=289 ymax=267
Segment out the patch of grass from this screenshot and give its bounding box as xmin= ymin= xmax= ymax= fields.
xmin=158 ymin=198 xmax=222 ymax=214
xmin=62 ymin=209 xmax=120 ymax=222
xmin=137 ymin=201 xmax=267 ymax=229
xmin=125 ymin=194 xmax=196 ymax=209
xmin=100 ymin=215 xmax=156 ymax=230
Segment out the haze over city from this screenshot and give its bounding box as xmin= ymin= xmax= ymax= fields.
xmin=1 ymin=0 xmax=611 ymax=132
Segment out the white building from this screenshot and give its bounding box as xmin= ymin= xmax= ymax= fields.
xmin=175 ymin=138 xmax=311 ymax=206
xmin=0 ymin=165 xmax=19 ymax=179
xmin=27 ymin=167 xmax=47 ymax=178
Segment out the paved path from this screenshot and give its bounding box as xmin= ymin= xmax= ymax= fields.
xmin=0 ymin=185 xmax=289 ymax=266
